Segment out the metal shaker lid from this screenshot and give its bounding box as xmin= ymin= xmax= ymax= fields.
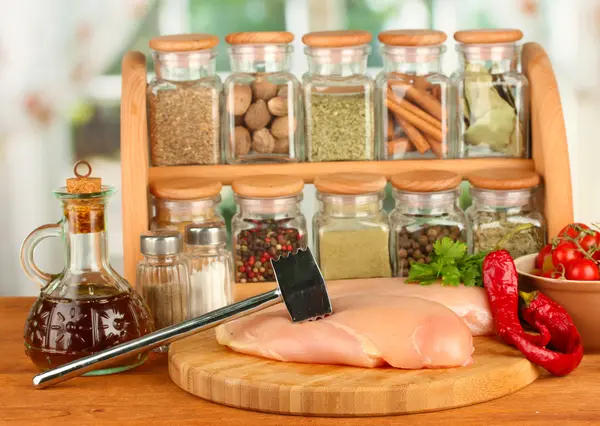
xmin=140 ymin=231 xmax=182 ymax=256
xmin=185 ymin=223 xmax=227 ymax=246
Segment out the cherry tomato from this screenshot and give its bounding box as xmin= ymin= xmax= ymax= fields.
xmin=552 ymin=242 xmax=583 ymax=268
xmin=536 ymin=244 xmax=553 ymax=269
xmin=565 ymin=259 xmax=600 ymax=281
xmin=579 ymin=230 xmax=600 ymax=252
xmin=558 ymin=223 xmax=590 ymax=239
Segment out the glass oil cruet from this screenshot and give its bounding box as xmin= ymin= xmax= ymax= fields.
xmin=20 ymin=161 xmax=154 ymax=374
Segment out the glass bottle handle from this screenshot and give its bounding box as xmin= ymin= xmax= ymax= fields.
xmin=20 ymin=223 xmax=62 ymax=286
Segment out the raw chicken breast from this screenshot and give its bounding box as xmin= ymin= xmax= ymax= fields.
xmin=327 ymin=279 xmax=493 ymax=336
xmin=216 ymin=295 xmax=474 ymax=369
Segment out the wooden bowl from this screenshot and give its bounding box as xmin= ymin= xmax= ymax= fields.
xmin=515 ymin=253 xmax=600 ymax=352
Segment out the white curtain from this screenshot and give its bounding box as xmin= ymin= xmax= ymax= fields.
xmin=0 ymin=0 xmax=153 ymax=295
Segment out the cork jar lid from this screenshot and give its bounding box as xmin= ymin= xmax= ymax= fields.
xmin=391 ymin=170 xmax=461 ymax=193
xmin=315 ymin=173 xmax=387 ymax=195
xmin=232 ymin=175 xmax=304 ymax=198
xmin=225 ymin=31 xmax=294 ymax=45
xmin=454 ymin=29 xmax=523 ymax=44
xmin=149 ymin=34 xmax=219 ymax=52
xmin=467 ymin=168 xmax=540 ymax=190
xmin=378 ymin=30 xmax=447 ymax=46
xmin=302 ymin=30 xmax=372 ymax=48
xmin=149 ymin=177 xmax=222 ymax=200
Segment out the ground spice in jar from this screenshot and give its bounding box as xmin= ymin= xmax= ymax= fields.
xmin=148 ymin=83 xmax=220 ymax=166
xmin=319 ymin=227 xmax=391 ymax=280
xmin=396 ymin=224 xmax=463 ymax=277
xmin=235 ymin=218 xmax=306 ymax=283
xmin=308 ymin=92 xmax=374 ymax=161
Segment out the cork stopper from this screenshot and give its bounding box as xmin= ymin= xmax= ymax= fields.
xmin=66 ymin=161 xmax=102 ymax=194
xmin=315 ymin=173 xmax=387 ymax=195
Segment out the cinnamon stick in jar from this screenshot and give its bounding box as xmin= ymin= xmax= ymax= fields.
xmin=377 ymin=29 xmax=450 ymax=159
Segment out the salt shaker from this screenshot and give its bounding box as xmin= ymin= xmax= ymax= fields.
xmin=184 ymin=223 xmax=234 ymax=317
xmin=137 ymin=231 xmax=191 ymax=352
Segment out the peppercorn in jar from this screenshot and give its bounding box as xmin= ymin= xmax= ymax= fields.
xmin=466 ymin=168 xmax=545 ymax=258
xmin=231 ymin=175 xmax=308 ymax=283
xmin=375 ymin=30 xmax=452 ymax=160
xmin=390 ymin=170 xmax=467 ymax=277
xmin=302 ymin=31 xmax=376 ymax=162
xmin=313 ymin=173 xmax=392 ymax=280
xmin=223 ymin=32 xmax=302 ymax=164
xmin=149 ymin=177 xmax=224 ymax=235
xmin=147 ymin=34 xmax=222 ymax=166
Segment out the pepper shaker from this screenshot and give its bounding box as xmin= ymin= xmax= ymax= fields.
xmin=184 ymin=223 xmax=234 ymax=317
xmin=137 ymin=231 xmax=191 ymax=352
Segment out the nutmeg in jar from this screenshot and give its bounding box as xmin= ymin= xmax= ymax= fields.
xmin=223 ymin=31 xmax=302 ymax=164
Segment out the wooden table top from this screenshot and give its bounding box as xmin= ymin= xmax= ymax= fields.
xmin=3 ymin=297 xmax=600 ymax=425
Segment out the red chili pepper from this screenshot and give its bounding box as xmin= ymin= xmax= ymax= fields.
xmin=500 ymin=327 xmax=583 ymax=377
xmin=482 ymin=250 xmax=551 ymax=346
xmin=520 ymin=290 xmax=583 ymax=355
xmin=483 ymin=250 xmax=584 ymax=376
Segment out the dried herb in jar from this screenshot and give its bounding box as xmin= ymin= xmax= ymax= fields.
xmin=308 ymin=92 xmax=374 ymax=161
xmin=472 ymin=211 xmax=543 ymax=258
xmin=319 ymin=227 xmax=391 ymax=280
xmin=396 ymin=224 xmax=464 ymax=277
xmin=461 ymin=63 xmax=526 ymax=157
xmin=148 ymin=82 xmax=220 ymax=166
xmin=235 ymin=218 xmax=306 ymax=283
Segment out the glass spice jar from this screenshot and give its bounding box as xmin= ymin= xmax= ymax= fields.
xmin=149 ymin=177 xmax=224 ymax=235
xmin=313 ymin=173 xmax=392 ymax=280
xmin=376 ymin=30 xmax=452 ymax=160
xmin=466 ymin=168 xmax=545 ymax=258
xmin=231 ymin=175 xmax=308 ymax=283
xmin=148 ymin=34 xmax=222 ymax=166
xmin=451 ymin=29 xmax=529 ymax=158
xmin=137 ymin=231 xmax=190 ymax=352
xmin=389 ymin=170 xmax=467 ymax=277
xmin=223 ymin=32 xmax=302 ymax=163
xmin=184 ymin=223 xmax=234 ymax=317
xmin=302 ymin=30 xmax=376 ymax=162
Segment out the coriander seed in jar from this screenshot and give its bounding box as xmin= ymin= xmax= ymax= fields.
xmin=149 ymin=177 xmax=224 ymax=235
xmin=223 ymin=31 xmax=302 ymax=163
xmin=466 ymin=168 xmax=545 ymax=258
xmin=147 ymin=34 xmax=222 ymax=166
xmin=302 ymin=31 xmax=376 ymax=162
xmin=375 ymin=30 xmax=452 ymax=160
xmin=313 ymin=173 xmax=392 ymax=280
xmin=389 ymin=170 xmax=466 ymax=277
xmin=231 ymin=175 xmax=308 ymax=283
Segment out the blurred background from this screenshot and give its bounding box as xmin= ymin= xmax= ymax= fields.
xmin=0 ymin=0 xmax=594 ymax=296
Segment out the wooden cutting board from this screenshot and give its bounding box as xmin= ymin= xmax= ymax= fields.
xmin=169 ymin=332 xmax=539 ymax=417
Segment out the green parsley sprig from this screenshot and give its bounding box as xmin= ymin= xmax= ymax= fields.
xmin=407 ymin=237 xmax=488 ymax=287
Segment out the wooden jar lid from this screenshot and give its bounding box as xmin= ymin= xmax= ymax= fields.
xmin=391 ymin=170 xmax=461 ymax=193
xmin=378 ymin=30 xmax=447 ymax=46
xmin=302 ymin=30 xmax=372 ymax=48
xmin=467 ymin=168 xmax=540 ymax=190
xmin=225 ymin=31 xmax=294 ymax=45
xmin=232 ymin=175 xmax=304 ymax=198
xmin=150 ymin=177 xmax=222 ymax=200
xmin=149 ymin=34 xmax=219 ymax=52
xmin=454 ymin=29 xmax=523 ymax=44
xmin=315 ymin=173 xmax=387 ymax=195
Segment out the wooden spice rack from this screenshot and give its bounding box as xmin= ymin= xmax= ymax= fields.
xmin=120 ymin=43 xmax=573 ymax=297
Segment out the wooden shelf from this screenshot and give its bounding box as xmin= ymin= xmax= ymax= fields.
xmin=149 ymin=158 xmax=534 ymax=185
xmin=121 ymin=44 xmax=574 ymax=285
